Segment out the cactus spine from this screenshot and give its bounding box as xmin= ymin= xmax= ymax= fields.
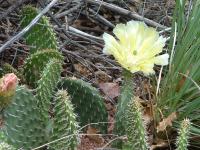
xmin=176 ymin=119 xmax=190 ymax=150
xmin=124 ymin=98 xmax=148 ymax=150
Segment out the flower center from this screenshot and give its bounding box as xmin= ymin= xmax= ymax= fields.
xmin=133 ymin=50 xmax=137 ymax=55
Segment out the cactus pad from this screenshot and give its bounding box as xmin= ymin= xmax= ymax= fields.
xmin=23 ymin=49 xmax=63 ymax=88
xmin=124 ymin=97 xmax=148 ymax=150
xmin=36 ymin=59 xmax=62 ymax=123
xmin=3 ymin=86 xmax=47 ymax=149
xmin=114 ymin=69 xmax=134 ymax=146
xmin=176 ymin=119 xmax=190 ymax=150
xmin=50 ymin=90 xmax=79 ymax=149
xmin=58 ymin=77 xmax=108 ymax=133
xmin=21 ymin=5 xmax=58 ymax=53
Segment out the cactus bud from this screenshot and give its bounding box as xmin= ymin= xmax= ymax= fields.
xmin=0 ymin=73 xmax=18 ymax=109
xmin=124 ymin=97 xmax=148 ymax=150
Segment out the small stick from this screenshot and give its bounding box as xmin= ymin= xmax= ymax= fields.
xmin=0 ymin=0 xmax=59 ymax=53
xmin=38 ymin=1 xmax=103 ymax=47
xmin=88 ymin=8 xmax=115 ymax=28
xmin=55 ymin=3 xmax=82 ymax=18
xmin=69 ymin=26 xmax=103 ymax=41
xmin=86 ymin=0 xmax=167 ymax=29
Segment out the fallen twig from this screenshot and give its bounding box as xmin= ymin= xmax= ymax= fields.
xmin=55 ymin=3 xmax=82 ymax=18
xmin=69 ymin=26 xmax=103 ymax=41
xmin=88 ymin=8 xmax=115 ymax=28
xmin=86 ymin=0 xmax=167 ymax=29
xmin=39 ymin=0 xmax=103 ymax=48
xmin=0 ymin=0 xmax=59 ymax=53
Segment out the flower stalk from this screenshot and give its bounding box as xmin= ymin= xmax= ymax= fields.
xmin=114 ymin=69 xmax=134 ymax=134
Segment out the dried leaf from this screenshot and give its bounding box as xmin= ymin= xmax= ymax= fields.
xmin=74 ymin=63 xmax=91 ymax=77
xmin=150 ymin=138 xmax=168 ymax=150
xmin=105 ymin=103 xmax=113 ymax=111
xmin=86 ymin=126 xmax=104 ymax=144
xmin=99 ymin=82 xmax=120 ymax=99
xmin=143 ymin=105 xmax=153 ymax=125
xmin=95 ymin=70 xmax=111 ymax=83
xmin=108 ymin=115 xmax=115 ymax=134
xmin=176 ymin=70 xmax=189 ymax=92
xmin=157 ymin=112 xmax=177 ymax=132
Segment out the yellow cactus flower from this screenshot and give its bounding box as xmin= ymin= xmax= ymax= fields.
xmin=103 ymin=20 xmax=169 ymax=75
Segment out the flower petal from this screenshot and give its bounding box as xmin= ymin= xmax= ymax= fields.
xmin=137 ymin=27 xmax=159 ymax=54
xmin=113 ymin=23 xmax=128 ymax=45
xmin=154 ymin=53 xmax=169 ymax=66
xmin=103 ymin=33 xmax=119 ymax=55
xmin=139 ymin=63 xmax=155 ymax=75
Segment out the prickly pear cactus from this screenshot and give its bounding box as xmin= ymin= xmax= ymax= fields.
xmin=21 ymin=5 xmax=58 ymax=53
xmin=0 ymin=5 xmax=81 ymax=150
xmin=58 ymin=77 xmax=108 ymax=133
xmin=23 ymin=49 xmax=63 ymax=88
xmin=36 ymin=59 xmax=62 ymax=123
xmin=3 ymin=86 xmax=47 ymax=149
xmin=21 ymin=5 xmax=61 ymax=87
xmin=50 ymin=90 xmax=79 ymax=149
xmin=124 ymin=97 xmax=148 ymax=150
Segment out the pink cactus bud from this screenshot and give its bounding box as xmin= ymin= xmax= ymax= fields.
xmin=0 ymin=73 xmax=18 ymax=109
xmin=0 ymin=73 xmax=18 ymax=94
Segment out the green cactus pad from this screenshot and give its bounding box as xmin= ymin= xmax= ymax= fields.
xmin=124 ymin=98 xmax=148 ymax=150
xmin=50 ymin=90 xmax=79 ymax=150
xmin=36 ymin=59 xmax=62 ymax=123
xmin=23 ymin=49 xmax=63 ymax=88
xmin=176 ymin=119 xmax=190 ymax=150
xmin=3 ymin=86 xmax=47 ymax=149
xmin=21 ymin=5 xmax=58 ymax=53
xmin=58 ymin=78 xmax=108 ymax=133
